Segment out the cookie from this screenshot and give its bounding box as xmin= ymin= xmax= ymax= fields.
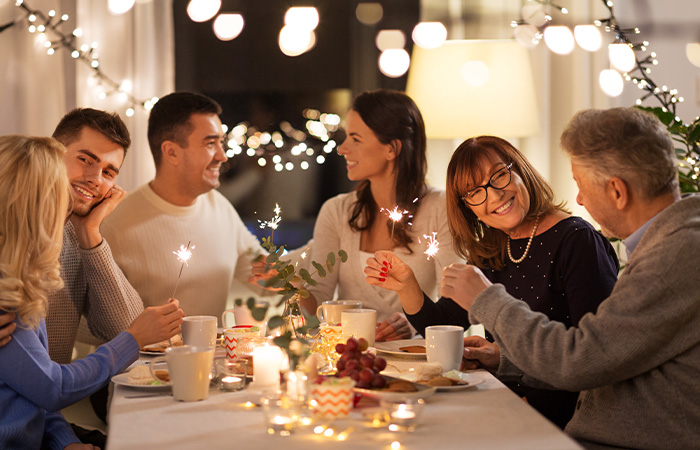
xmin=399 ymin=345 xmax=426 ymax=354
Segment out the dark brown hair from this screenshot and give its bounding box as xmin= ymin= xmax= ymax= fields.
xmin=52 ymin=108 xmax=131 ymax=155
xmin=147 ymin=91 xmax=222 ymax=167
xmin=347 ymin=89 xmax=427 ymax=251
xmin=446 ymin=136 xmax=567 ymax=270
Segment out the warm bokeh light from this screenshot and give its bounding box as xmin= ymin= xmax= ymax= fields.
xmin=461 ymin=60 xmax=490 ymax=87
xmin=543 ymin=26 xmax=575 ymax=55
xmin=378 ymin=48 xmax=410 ymax=78
xmin=412 ymin=22 xmax=446 ymax=49
xmin=108 ymin=0 xmax=135 ymax=15
xmin=521 ymin=3 xmax=548 ymax=27
xmin=686 ymin=43 xmax=700 ymax=68
xmin=574 ymin=25 xmax=602 ymax=51
xmin=599 ymin=69 xmax=624 ymax=97
xmin=187 ymin=0 xmax=221 ymax=23
xmin=513 ymin=24 xmax=539 ymax=49
xmin=284 ymin=7 xmax=319 ymax=31
xmin=213 ymin=13 xmax=244 ymax=41
xmin=279 ymin=26 xmax=316 ymax=56
xmin=355 ymin=3 xmax=383 ymax=25
xmin=608 ymin=43 xmax=636 ymax=72
xmin=375 ymin=29 xmax=405 ymax=51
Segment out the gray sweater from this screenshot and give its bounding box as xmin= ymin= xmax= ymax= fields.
xmin=471 ymin=195 xmax=700 ymax=449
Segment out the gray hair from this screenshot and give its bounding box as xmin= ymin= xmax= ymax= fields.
xmin=560 ymin=107 xmax=678 ymax=199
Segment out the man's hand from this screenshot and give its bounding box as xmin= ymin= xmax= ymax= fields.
xmin=126 ymin=299 xmax=184 ymax=348
xmin=71 ymin=185 xmax=126 ymax=249
xmin=440 ymin=264 xmax=493 ymax=311
xmin=0 ymin=312 xmax=17 ymax=347
xmin=461 ymin=336 xmax=501 ymax=370
xmin=375 ymin=312 xmax=414 ymax=342
xmin=248 ymin=255 xmax=281 ymax=291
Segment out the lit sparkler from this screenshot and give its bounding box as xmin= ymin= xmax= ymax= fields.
xmin=258 ymin=203 xmax=282 ymax=242
xmin=381 ymin=205 xmax=409 ymax=249
xmin=171 ymin=241 xmax=195 ymax=299
xmin=420 ymin=231 xmax=442 ymax=266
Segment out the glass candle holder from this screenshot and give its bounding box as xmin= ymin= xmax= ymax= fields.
xmin=214 ymin=358 xmax=248 ymax=391
xmin=261 ymin=392 xmax=301 ymax=436
xmin=381 ymin=398 xmax=425 ymax=432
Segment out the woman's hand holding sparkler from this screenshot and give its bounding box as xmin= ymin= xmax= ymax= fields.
xmin=126 ymin=298 xmax=184 ymax=348
xmin=364 ymin=251 xmax=425 ymax=315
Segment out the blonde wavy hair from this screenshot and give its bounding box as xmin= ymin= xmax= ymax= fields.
xmin=0 ymin=136 xmax=69 ymax=328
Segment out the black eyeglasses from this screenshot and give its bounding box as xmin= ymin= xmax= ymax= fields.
xmin=461 ymin=163 xmax=513 ymax=206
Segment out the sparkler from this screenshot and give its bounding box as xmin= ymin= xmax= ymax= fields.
xmin=171 ymin=241 xmax=194 ymax=299
xmin=381 ymin=205 xmax=409 ymax=250
xmin=258 ymin=203 xmax=282 ymax=243
xmin=420 ymin=232 xmax=442 ymax=267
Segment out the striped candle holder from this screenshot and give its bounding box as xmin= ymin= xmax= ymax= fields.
xmin=310 ymin=380 xmax=355 ymax=419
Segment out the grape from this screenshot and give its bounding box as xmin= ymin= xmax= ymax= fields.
xmin=374 ymin=357 xmax=387 ymax=371
xmin=336 ymin=360 xmax=346 ymax=371
xmin=346 ymin=359 xmax=360 ymax=372
xmin=360 ymin=355 xmax=374 ymax=369
xmin=339 ymin=352 xmax=353 ymax=363
xmin=356 ymin=380 xmax=371 ymax=389
xmin=359 ymin=368 xmax=374 ymax=383
xmin=371 ymin=375 xmax=386 ymax=389
xmin=357 ymin=337 xmax=369 ymax=352
xmin=348 ymin=370 xmax=360 ymax=382
xmin=345 ymin=337 xmax=358 ymax=351
xmin=335 ymin=343 xmax=346 ymax=354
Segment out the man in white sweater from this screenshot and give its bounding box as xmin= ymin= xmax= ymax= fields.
xmin=102 ymin=92 xmax=266 ymax=323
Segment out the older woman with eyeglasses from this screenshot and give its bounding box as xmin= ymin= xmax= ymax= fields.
xmin=365 ymin=135 xmax=619 ymax=429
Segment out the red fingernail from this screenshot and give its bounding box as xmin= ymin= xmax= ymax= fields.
xmin=379 ymin=278 xmax=386 ymax=282
xmin=380 ymin=269 xmax=387 ymax=274
xmin=382 ymin=261 xmax=388 ymax=267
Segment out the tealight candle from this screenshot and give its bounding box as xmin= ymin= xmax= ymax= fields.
xmin=383 ymin=399 xmax=425 ymax=432
xmin=220 ymin=375 xmax=243 ymax=391
xmin=391 ymin=405 xmax=416 ymax=420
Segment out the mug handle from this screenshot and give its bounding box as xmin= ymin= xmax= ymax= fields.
xmin=316 ymin=305 xmax=325 ymax=322
xmin=149 ymin=356 xmax=170 ymax=385
xmin=221 ymin=309 xmax=235 ymax=329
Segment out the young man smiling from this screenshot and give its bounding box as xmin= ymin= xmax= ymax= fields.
xmin=47 ymin=108 xmax=144 ymax=364
xmin=102 ymin=92 xmax=267 ymax=323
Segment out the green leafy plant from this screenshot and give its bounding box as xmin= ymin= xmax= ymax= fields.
xmin=636 ymin=106 xmax=700 ymax=194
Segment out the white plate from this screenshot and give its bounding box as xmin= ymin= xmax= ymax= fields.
xmin=373 ymin=339 xmax=427 ymax=358
xmin=353 ymin=376 xmax=436 ymax=402
xmin=396 ymin=371 xmax=486 ymax=391
xmin=111 ymin=372 xmax=171 ymax=391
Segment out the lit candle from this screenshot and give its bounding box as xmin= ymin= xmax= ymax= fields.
xmin=220 ymin=375 xmax=243 ymax=391
xmin=391 ymin=404 xmax=417 ymax=420
xmin=252 ymin=345 xmax=282 ymax=388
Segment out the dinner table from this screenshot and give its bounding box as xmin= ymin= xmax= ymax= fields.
xmin=106 ymin=344 xmax=582 ymax=450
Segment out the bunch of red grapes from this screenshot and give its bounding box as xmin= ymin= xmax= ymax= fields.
xmin=335 ymin=337 xmax=388 ymax=389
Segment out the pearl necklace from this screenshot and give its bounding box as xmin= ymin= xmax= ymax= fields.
xmin=506 ymin=215 xmax=540 ymax=264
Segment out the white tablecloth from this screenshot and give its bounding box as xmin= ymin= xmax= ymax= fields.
xmin=106 ymin=353 xmax=581 ymax=450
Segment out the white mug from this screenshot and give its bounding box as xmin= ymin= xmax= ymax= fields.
xmin=341 ymin=308 xmax=377 ymax=346
xmin=425 ymin=325 xmax=464 ymax=372
xmin=181 ymin=316 xmax=218 ymax=349
xmin=221 ymin=300 xmax=268 ymax=334
xmin=316 ymin=300 xmax=362 ymax=324
xmin=150 ymin=346 xmax=214 ymax=402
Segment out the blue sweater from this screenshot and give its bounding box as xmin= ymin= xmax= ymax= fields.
xmin=0 ymin=318 xmax=139 ymax=449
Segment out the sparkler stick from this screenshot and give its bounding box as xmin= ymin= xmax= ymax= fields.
xmin=171 ymin=241 xmax=194 ymax=299
xmin=381 ymin=205 xmax=408 ymax=250
xmin=420 ymin=231 xmax=442 ymax=267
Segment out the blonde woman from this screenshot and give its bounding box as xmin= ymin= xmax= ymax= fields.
xmin=0 ymin=136 xmax=183 ymax=450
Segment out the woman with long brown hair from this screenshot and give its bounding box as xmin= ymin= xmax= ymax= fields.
xmin=365 ymin=135 xmax=619 ymax=428
xmin=299 ymin=89 xmax=464 ymax=341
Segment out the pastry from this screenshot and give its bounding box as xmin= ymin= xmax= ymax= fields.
xmin=399 ymin=345 xmax=426 ymax=354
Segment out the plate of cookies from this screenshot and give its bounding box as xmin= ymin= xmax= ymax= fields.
xmin=398 ymin=369 xmax=486 ymax=392
xmin=111 ymin=366 xmax=171 ymax=390
xmin=140 ymin=335 xmax=184 ymax=355
xmin=353 ymin=375 xmax=436 ymax=402
xmin=374 ymin=339 xmax=427 ymax=358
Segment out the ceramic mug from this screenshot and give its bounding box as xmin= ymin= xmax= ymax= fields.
xmin=150 ymin=345 xmax=214 ymax=402
xmin=181 ymin=315 xmax=217 ymax=349
xmin=221 ymin=300 xmax=268 ymax=334
xmin=316 ymin=300 xmax=362 ymax=324
xmin=425 ymin=325 xmax=465 ymax=372
xmin=223 ymin=325 xmax=264 ymax=360
xmin=341 ymin=308 xmax=377 ymax=346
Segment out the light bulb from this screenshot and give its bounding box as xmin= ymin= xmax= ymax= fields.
xmin=284 ymin=7 xmax=318 ymax=31
xmin=599 ymin=69 xmax=624 ymax=97
xmin=378 ymin=49 xmax=410 ymax=78
xmin=213 ymin=13 xmax=244 ymax=41
xmin=544 ymin=26 xmax=575 ymax=55
xmin=608 ymin=43 xmax=636 ymax=72
xmin=412 ymin=22 xmax=446 ymax=49
xmin=187 ymin=0 xmax=221 ymax=23
xmin=574 ymin=25 xmax=602 ymax=51
xmin=279 ymin=25 xmax=315 ymax=57
xmin=108 ymin=0 xmax=136 ymax=15
xmin=375 ymin=29 xmax=405 ymax=51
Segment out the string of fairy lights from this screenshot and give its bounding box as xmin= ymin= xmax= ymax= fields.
xmin=511 ymin=0 xmax=685 ymax=120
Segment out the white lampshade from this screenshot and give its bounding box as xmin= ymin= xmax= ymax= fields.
xmin=406 ymin=40 xmax=540 ymax=139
